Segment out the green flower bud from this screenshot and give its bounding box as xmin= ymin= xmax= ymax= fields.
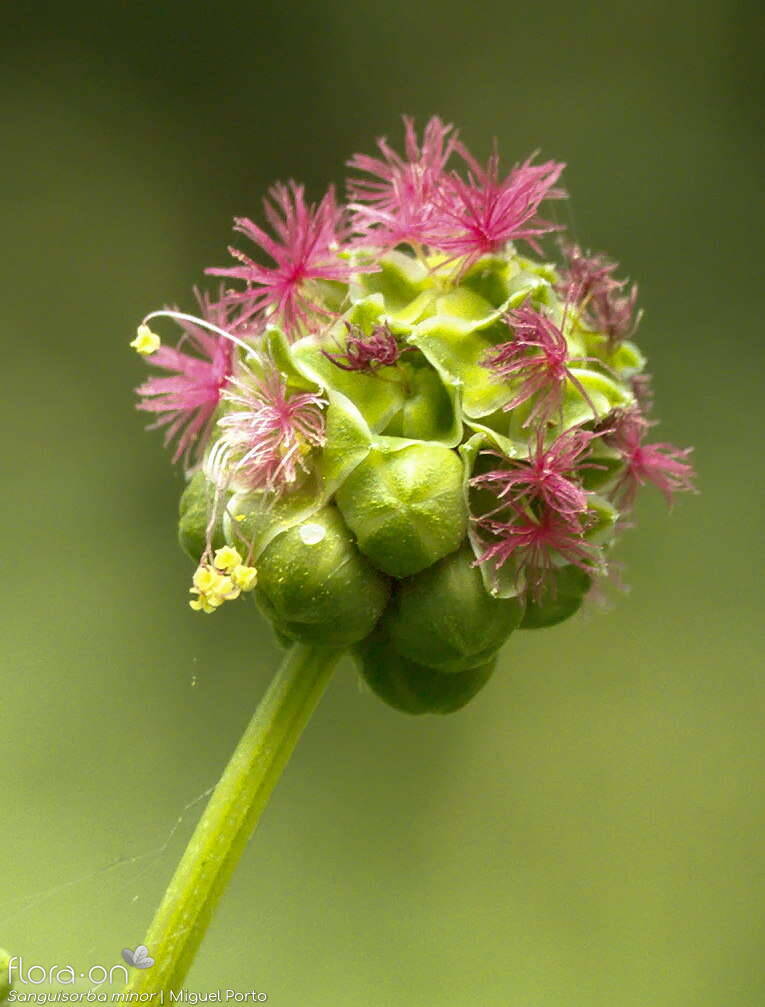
xmin=335 ymin=442 xmax=467 ymax=578
xmin=254 ymin=506 xmax=390 ymax=646
xmin=520 ymin=565 xmax=592 ymax=629
xmin=178 ymin=470 xmax=225 ymax=562
xmin=0 ymin=949 xmax=12 ymax=1005
xmin=383 ymin=546 xmax=523 ymax=672
xmin=354 ymin=627 xmax=496 ymax=715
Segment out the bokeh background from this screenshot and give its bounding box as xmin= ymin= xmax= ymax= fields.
xmin=2 ymin=1 xmax=763 ymax=1004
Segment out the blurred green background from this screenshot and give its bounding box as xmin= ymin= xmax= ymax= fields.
xmin=2 ymin=1 xmax=763 ymax=1003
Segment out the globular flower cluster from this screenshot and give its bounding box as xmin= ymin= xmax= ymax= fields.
xmin=132 ymin=116 xmax=695 ymax=712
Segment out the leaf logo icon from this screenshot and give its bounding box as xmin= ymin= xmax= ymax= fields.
xmin=121 ymin=945 xmax=155 ymax=969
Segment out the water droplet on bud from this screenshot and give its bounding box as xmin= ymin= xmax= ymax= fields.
xmin=299 ymin=522 xmax=326 ymax=545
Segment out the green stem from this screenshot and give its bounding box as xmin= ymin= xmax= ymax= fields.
xmin=125 ymin=643 xmax=344 ymax=995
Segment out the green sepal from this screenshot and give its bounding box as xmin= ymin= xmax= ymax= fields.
xmin=462 ymin=417 xmax=522 ymax=459
xmin=584 ymin=492 xmax=619 ymax=547
xmin=352 ymin=249 xmax=428 ymax=312
xmin=504 ymin=266 xmax=554 ymax=309
xmin=254 ymin=506 xmax=390 ymax=647
xmin=460 ymin=434 xmax=524 ymax=599
xmin=316 ymin=390 xmax=373 ymax=488
xmin=227 ymin=479 xmax=324 ymax=564
xmin=225 ymin=390 xmax=373 ymax=560
xmin=354 ymin=627 xmax=497 ymax=715
xmin=291 ymin=307 xmax=406 ymax=435
xmin=581 ymin=438 xmax=626 ymax=492
xmin=335 ymin=440 xmax=467 ymax=578
xmin=581 ymin=330 xmax=646 ymax=379
xmin=263 ymin=326 xmax=317 ymax=392
xmin=565 ymin=367 xmax=634 ymax=419
xmin=308 ymin=278 xmax=349 ymax=315
xmin=291 ymin=293 xmax=462 ymax=444
xmin=513 ymin=255 xmax=560 ymax=286
xmin=380 ymin=350 xmax=462 ymax=445
xmin=409 ymin=314 xmax=513 ymax=419
xmin=435 ymin=285 xmax=498 ymax=324
xmin=460 ymin=255 xmax=512 ymax=308
xmin=520 ymin=565 xmax=592 ymax=629
xmin=503 ymin=366 xmax=634 ymax=437
xmin=178 ymin=470 xmax=225 ymax=562
xmin=608 ymin=339 xmax=646 ymax=377
xmin=383 ymin=546 xmax=523 ymax=672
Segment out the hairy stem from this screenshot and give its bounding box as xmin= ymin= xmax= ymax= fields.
xmin=125 ymin=643 xmax=344 ymax=994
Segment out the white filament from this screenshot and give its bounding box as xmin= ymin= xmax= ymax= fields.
xmin=142 ymin=309 xmax=256 ymax=359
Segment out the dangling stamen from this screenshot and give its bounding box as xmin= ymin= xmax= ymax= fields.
xmin=142 ymin=309 xmax=257 ymax=359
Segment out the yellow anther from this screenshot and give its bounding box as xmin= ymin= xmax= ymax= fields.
xmin=190 ymin=596 xmax=218 ymax=614
xmin=213 ymin=575 xmax=240 ymax=601
xmin=189 ymin=562 xmax=246 ymax=613
xmin=192 ymin=565 xmax=219 ymax=593
xmin=231 ymin=564 xmax=258 ymax=592
xmin=234 ymin=513 xmax=247 ymax=522
xmin=213 ymin=546 xmax=243 ymax=573
xmin=130 ymin=324 xmax=161 ymax=355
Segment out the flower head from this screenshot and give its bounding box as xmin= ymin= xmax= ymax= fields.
xmin=432 ymin=151 xmax=566 ymax=271
xmin=322 ymin=321 xmax=402 ymax=374
xmin=347 ymin=115 xmax=457 ymax=249
xmin=472 ymin=426 xmax=598 ymax=521
xmin=207 ymin=364 xmax=326 ymax=495
xmin=207 ymin=181 xmax=356 ymax=338
xmin=132 ymin=116 xmax=696 ymax=660
xmin=135 ymin=289 xmax=236 ymax=466
xmin=605 ymin=407 xmax=696 ymax=509
xmin=473 ymin=508 xmax=602 ymax=600
xmin=485 ymin=305 xmax=596 ymax=426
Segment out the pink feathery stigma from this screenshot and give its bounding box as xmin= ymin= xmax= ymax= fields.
xmin=322 ymin=322 xmax=402 ymax=373
xmin=473 ymin=508 xmax=602 ymax=601
xmin=135 ymin=289 xmax=236 ymax=466
xmin=590 ymin=281 xmax=640 ymax=347
xmin=431 ymin=150 xmax=566 ymax=271
xmin=631 ymin=373 xmax=654 ymax=412
xmin=560 ymin=244 xmax=640 ymax=347
xmin=207 ymin=181 xmax=359 ymax=338
xmin=486 ymin=305 xmax=597 ymax=427
xmin=558 ymin=243 xmax=622 ymax=304
xmin=471 ymin=426 xmax=599 ymax=521
xmin=605 ymin=407 xmax=696 ymax=509
xmin=347 ymin=115 xmax=458 ymax=248
xmin=214 ymin=368 xmax=326 ymax=494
